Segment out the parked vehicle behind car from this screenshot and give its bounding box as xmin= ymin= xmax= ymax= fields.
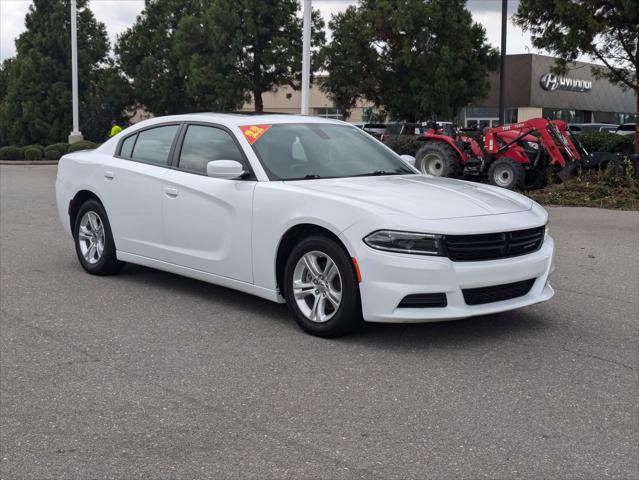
xmin=568 ymin=123 xmax=617 ymax=133
xmin=56 ymin=114 xmax=554 ymax=337
xmin=615 ymin=123 xmax=637 ymax=136
xmin=360 ymin=123 xmax=387 ymax=138
xmin=380 ymin=122 xmax=425 ymax=141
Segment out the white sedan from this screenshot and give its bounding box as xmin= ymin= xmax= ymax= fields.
xmin=56 ymin=114 xmax=554 ymax=337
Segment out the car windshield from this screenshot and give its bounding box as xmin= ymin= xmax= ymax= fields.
xmin=247 ymin=124 xmax=415 ymax=180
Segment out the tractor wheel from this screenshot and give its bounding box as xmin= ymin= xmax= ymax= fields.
xmin=487 ymin=158 xmax=525 ymax=190
xmin=415 ymin=142 xmax=460 ymax=178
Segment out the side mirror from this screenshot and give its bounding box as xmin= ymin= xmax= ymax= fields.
xmin=206 ymin=160 xmax=245 ymax=179
xmin=400 ymin=154 xmax=416 ymax=166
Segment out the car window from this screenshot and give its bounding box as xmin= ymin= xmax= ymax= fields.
xmin=249 ymin=124 xmax=415 ymax=180
xmin=120 ymin=134 xmax=136 ymax=158
xmin=178 ymin=125 xmax=245 ymax=174
xmin=130 ymin=125 xmax=180 ymax=165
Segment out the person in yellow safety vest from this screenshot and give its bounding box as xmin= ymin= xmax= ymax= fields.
xmin=109 ymin=120 xmax=122 ymax=138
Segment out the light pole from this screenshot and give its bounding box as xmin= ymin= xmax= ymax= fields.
xmin=498 ymin=0 xmax=507 ymax=125
xmin=300 ymin=0 xmax=311 ymax=115
xmin=68 ymin=0 xmax=83 ymax=144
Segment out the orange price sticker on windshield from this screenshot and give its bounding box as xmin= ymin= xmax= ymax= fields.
xmin=240 ymin=124 xmax=272 ymax=145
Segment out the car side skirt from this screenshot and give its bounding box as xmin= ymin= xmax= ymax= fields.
xmin=116 ymin=251 xmax=284 ymax=303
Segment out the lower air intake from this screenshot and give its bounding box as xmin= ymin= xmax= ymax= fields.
xmin=462 ymin=278 xmax=536 ymax=306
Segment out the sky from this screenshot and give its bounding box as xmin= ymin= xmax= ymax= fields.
xmin=0 ymin=0 xmax=536 ymax=62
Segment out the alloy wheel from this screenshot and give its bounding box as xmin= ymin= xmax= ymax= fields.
xmin=292 ymin=251 xmax=342 ymax=323
xmin=78 ymin=211 xmax=105 ymax=264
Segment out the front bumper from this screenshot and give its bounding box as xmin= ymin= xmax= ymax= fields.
xmin=351 ymin=234 xmax=555 ymax=323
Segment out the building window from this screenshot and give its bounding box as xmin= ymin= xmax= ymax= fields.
xmin=465 ymin=107 xmax=499 ymax=118
xmin=593 ymin=111 xmax=637 ymax=124
xmin=542 ymin=108 xmax=591 ymax=123
xmin=314 ymin=107 xmax=343 ymax=120
xmin=465 ymin=118 xmax=498 ymax=129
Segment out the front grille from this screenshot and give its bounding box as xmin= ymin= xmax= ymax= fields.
xmin=444 ymin=226 xmax=545 ymax=262
xmin=398 ymin=293 xmax=447 ymax=308
xmin=462 ymin=278 xmax=536 ymax=306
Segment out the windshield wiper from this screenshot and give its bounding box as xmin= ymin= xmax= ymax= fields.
xmin=284 ymin=174 xmax=323 ymax=180
xmin=351 ymin=170 xmax=406 ymax=177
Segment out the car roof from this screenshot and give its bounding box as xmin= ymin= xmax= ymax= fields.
xmin=130 ymin=113 xmax=349 ymax=129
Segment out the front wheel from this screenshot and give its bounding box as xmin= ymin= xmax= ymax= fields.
xmin=283 ymin=235 xmax=362 ymax=337
xmin=487 ymin=158 xmax=525 ymax=190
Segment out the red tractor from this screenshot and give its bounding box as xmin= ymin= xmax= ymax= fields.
xmin=413 ymin=118 xmax=585 ymax=190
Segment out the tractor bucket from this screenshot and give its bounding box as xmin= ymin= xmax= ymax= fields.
xmin=556 ymin=160 xmax=579 ymax=182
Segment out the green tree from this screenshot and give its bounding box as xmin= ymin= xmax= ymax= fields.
xmin=0 ymin=0 xmax=130 ymax=146
xmin=82 ymin=60 xmax=134 ymax=142
xmin=321 ymin=0 xmax=499 ymax=122
xmin=115 ymin=0 xmax=204 ymax=116
xmin=0 ymin=59 xmax=13 ymax=103
xmin=514 ymin=0 xmax=638 ymax=153
xmin=174 ymin=0 xmax=326 ymax=113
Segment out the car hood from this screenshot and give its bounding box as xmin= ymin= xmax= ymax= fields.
xmin=287 ymin=175 xmax=533 ymax=220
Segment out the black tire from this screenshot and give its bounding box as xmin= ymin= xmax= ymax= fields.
xmin=283 ymin=235 xmax=362 ymax=338
xmin=415 ymin=142 xmax=461 ymax=178
xmin=73 ymin=199 xmax=124 ymax=275
xmin=487 ymin=158 xmax=525 ymax=190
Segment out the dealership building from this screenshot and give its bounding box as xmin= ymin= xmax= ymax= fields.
xmin=242 ymin=54 xmax=636 ymax=127
xmin=460 ymin=54 xmax=636 ymax=129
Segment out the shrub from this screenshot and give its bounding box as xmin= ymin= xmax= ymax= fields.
xmin=45 ymin=143 xmax=69 ymax=155
xmin=0 ymin=146 xmax=24 ymax=160
xmin=575 ymin=132 xmax=635 ymax=154
xmin=383 ymin=136 xmax=424 ymax=156
xmin=22 ymin=144 xmax=45 ymax=154
xmin=45 ymin=150 xmax=61 ymax=160
xmin=67 ymin=140 xmax=98 ymax=153
xmin=23 ymin=147 xmax=44 ymax=160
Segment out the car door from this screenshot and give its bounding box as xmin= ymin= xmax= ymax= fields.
xmin=161 ymin=123 xmax=256 ymax=283
xmin=101 ymin=123 xmax=180 ymax=259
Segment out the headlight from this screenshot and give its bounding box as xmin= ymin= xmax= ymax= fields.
xmin=523 ymin=141 xmax=539 ymax=150
xmin=545 ymin=221 xmax=550 ymax=237
xmin=363 ymin=230 xmax=444 ymax=256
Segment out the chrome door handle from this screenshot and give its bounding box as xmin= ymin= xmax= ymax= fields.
xmin=165 ymin=187 xmax=179 ymax=197
xmin=104 ymin=171 xmax=114 ymax=180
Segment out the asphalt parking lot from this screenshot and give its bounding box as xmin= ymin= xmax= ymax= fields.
xmin=1 ymin=164 xmax=638 ymax=479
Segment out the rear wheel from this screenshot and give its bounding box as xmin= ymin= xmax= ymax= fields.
xmin=73 ymin=199 xmax=123 ymax=275
xmin=283 ymin=235 xmax=362 ymax=337
xmin=415 ymin=142 xmax=461 ymax=178
xmin=487 ymin=158 xmax=525 ymax=190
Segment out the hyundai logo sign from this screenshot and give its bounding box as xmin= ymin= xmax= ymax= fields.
xmin=540 ymin=73 xmax=592 ymax=92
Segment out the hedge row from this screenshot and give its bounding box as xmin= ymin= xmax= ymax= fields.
xmin=0 ymin=141 xmax=98 ymax=160
xmin=574 ymin=132 xmax=635 ymax=154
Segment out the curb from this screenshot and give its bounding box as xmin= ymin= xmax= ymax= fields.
xmin=0 ymin=160 xmax=59 ymax=165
